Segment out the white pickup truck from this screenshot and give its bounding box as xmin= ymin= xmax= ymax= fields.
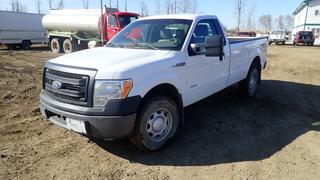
xmin=40 ymin=14 xmax=267 ymax=151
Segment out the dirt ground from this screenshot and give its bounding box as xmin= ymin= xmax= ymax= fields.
xmin=0 ymin=44 xmax=319 ymax=180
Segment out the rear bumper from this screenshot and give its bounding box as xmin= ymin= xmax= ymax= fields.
xmin=295 ymin=40 xmax=314 ymax=44
xmin=40 ymin=92 xmax=140 ymax=139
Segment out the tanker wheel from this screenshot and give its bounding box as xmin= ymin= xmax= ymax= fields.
xmin=63 ymin=39 xmax=78 ymax=54
xmin=50 ymin=38 xmax=62 ymax=54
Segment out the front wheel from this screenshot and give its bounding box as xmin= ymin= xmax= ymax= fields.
xmin=239 ymin=63 xmax=261 ymax=97
xmin=129 ymin=95 xmax=179 ymax=151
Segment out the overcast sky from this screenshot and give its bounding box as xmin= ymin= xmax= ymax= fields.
xmin=0 ymin=0 xmax=302 ymax=28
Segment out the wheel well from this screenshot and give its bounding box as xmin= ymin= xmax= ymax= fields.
xmin=252 ymin=56 xmax=261 ymax=71
xmin=140 ymin=83 xmax=184 ymax=124
xmin=142 ymin=84 xmax=180 ymax=106
xmin=251 ymin=56 xmax=262 ymax=83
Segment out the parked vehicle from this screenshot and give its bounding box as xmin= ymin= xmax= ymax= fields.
xmin=235 ymin=31 xmax=256 ymax=37
xmin=0 ymin=11 xmax=47 ymax=50
xmin=42 ymin=8 xmax=139 ymax=54
xmin=293 ymin=31 xmax=315 ymax=46
xmin=268 ymin=31 xmax=287 ymax=45
xmin=40 ymin=14 xmax=267 ymax=151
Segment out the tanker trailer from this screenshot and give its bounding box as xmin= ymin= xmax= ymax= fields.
xmin=42 ymin=8 xmax=139 ymax=54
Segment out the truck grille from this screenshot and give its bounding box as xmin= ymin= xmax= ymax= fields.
xmin=44 ymin=68 xmax=90 ymax=106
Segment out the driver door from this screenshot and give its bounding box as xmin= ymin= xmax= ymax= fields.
xmin=186 ymin=19 xmax=229 ymax=105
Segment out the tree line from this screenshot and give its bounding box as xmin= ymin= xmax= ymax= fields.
xmin=234 ymin=0 xmax=294 ymax=32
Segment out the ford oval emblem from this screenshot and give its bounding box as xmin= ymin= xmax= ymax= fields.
xmin=52 ymin=80 xmax=62 ymax=89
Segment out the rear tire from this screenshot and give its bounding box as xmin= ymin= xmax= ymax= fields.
xmin=129 ymin=95 xmax=179 ymax=151
xmin=21 ymin=40 xmax=31 ymax=50
xmin=239 ymin=62 xmax=261 ymax=97
xmin=50 ymin=38 xmax=62 ymax=54
xmin=63 ymin=38 xmax=77 ymax=54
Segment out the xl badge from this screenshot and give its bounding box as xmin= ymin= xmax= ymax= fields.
xmin=52 ymin=80 xmax=62 ymax=89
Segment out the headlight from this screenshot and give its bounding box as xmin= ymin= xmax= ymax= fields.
xmin=94 ymin=79 xmax=133 ymax=107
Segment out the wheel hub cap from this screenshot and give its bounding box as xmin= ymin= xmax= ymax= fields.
xmin=146 ymin=108 xmax=173 ymax=142
xmin=152 ymin=117 xmax=165 ymax=132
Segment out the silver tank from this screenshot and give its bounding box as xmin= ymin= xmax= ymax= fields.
xmin=42 ymin=9 xmax=103 ymax=32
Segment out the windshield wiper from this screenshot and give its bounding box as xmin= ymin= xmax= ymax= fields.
xmin=135 ymin=43 xmax=159 ymax=50
xmin=106 ymin=42 xmax=122 ymax=48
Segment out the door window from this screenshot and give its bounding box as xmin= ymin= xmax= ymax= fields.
xmin=190 ymin=19 xmax=218 ymax=44
xmin=108 ymin=15 xmax=118 ymax=28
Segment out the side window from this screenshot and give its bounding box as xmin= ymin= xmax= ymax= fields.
xmin=315 ymin=10 xmax=319 ymax=16
xmin=190 ymin=19 xmax=218 ymax=44
xmin=108 ymin=15 xmax=118 ymax=28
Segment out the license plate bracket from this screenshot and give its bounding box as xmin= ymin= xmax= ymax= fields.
xmin=66 ymin=118 xmax=87 ymax=134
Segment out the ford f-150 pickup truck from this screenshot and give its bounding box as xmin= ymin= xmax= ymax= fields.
xmin=40 ymin=14 xmax=267 ymax=151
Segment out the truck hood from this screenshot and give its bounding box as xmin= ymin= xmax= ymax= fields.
xmin=49 ymin=47 xmax=171 ymax=70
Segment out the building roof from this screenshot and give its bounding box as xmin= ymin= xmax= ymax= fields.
xmin=293 ymin=0 xmax=314 ymax=15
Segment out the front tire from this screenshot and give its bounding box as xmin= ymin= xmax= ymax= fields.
xmin=129 ymin=95 xmax=179 ymax=151
xmin=239 ymin=62 xmax=261 ymax=97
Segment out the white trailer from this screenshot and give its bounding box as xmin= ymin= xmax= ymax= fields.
xmin=0 ymin=11 xmax=48 ymax=50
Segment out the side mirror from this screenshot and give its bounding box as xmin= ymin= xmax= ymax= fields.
xmin=205 ymin=35 xmax=224 ymax=60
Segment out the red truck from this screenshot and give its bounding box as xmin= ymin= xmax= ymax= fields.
xmin=42 ymin=8 xmax=139 ymax=53
xmin=293 ymin=31 xmax=315 ymax=46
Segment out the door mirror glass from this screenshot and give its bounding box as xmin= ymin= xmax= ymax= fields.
xmin=205 ymin=35 xmax=223 ymax=60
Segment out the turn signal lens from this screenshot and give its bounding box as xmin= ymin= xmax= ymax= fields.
xmin=121 ymin=79 xmax=133 ymax=98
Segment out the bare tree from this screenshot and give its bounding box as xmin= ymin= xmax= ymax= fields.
xmin=49 ymin=0 xmax=52 ymax=9
xmin=259 ymin=15 xmax=272 ymax=32
xmin=140 ymin=0 xmax=149 ymax=17
xmin=246 ymin=3 xmax=256 ymax=30
xmin=235 ymin=0 xmax=246 ymax=32
xmin=179 ymin=0 xmax=191 ymax=13
xmin=125 ymin=0 xmax=127 ymax=12
xmin=57 ymin=0 xmax=64 ymax=9
xmin=82 ymin=0 xmax=89 ymax=9
xmin=155 ymin=0 xmax=161 ymax=14
xmin=284 ymin=15 xmax=294 ymax=32
xmin=11 ymin=0 xmax=26 ymax=12
xmin=164 ymin=0 xmax=172 ymax=14
xmin=276 ymin=15 xmax=285 ymax=30
xmin=192 ymin=0 xmax=197 ymax=13
xmin=36 ymin=0 xmax=41 ymax=14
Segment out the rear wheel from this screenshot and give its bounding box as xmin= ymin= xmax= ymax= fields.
xmin=63 ymin=38 xmax=77 ymax=54
xmin=129 ymin=95 xmax=179 ymax=151
xmin=21 ymin=40 xmax=31 ymax=50
xmin=50 ymin=38 xmax=62 ymax=54
xmin=239 ymin=62 xmax=261 ymax=97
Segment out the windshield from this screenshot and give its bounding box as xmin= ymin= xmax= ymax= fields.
xmin=118 ymin=15 xmax=138 ymax=28
xmin=107 ymin=19 xmax=192 ymax=51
